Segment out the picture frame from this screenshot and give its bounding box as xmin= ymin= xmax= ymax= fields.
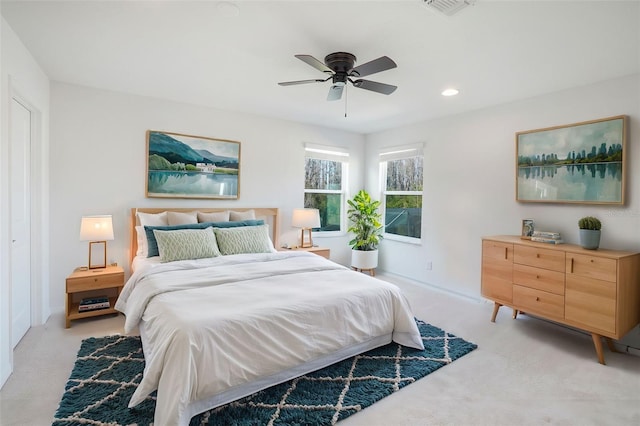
xmin=516 ymin=115 xmax=627 ymax=205
xmin=146 ymin=130 xmax=241 ymax=199
xmin=521 ymin=219 xmax=534 ymax=239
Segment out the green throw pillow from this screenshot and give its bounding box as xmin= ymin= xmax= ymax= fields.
xmin=153 ymin=228 xmax=221 ymax=262
xmin=214 ymin=224 xmax=274 ymax=255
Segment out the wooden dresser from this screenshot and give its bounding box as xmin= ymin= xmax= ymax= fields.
xmin=481 ymin=235 xmax=640 ymax=364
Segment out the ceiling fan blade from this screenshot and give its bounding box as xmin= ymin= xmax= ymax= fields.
xmin=278 ymin=78 xmax=327 ymax=86
xmin=350 ymin=56 xmax=397 ymax=78
xmin=352 ymin=79 xmax=397 ymax=95
xmin=295 ymin=54 xmax=333 ymax=74
xmin=327 ymin=84 xmax=344 ymax=101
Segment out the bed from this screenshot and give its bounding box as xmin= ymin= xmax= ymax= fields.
xmin=115 ymin=207 xmax=424 ymax=426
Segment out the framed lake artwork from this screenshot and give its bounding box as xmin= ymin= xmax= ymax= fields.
xmin=516 ymin=115 xmax=627 ymax=205
xmin=146 ymin=130 xmax=241 ymax=199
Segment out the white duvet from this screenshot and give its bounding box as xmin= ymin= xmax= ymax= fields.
xmin=115 ymin=251 xmax=424 ymax=426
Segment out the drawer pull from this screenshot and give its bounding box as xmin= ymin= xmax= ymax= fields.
xmin=536 ymin=297 xmax=540 ymax=301
xmin=504 ymin=247 xmax=508 ymax=260
xmin=94 ymin=278 xmax=98 ymax=282
xmin=536 ymin=254 xmax=540 ymax=258
xmin=569 ymin=258 xmax=574 ymax=273
xmin=536 ymin=275 xmax=540 ymax=279
xmin=590 ymin=259 xmax=594 ymax=263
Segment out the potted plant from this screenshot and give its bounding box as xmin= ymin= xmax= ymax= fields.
xmin=578 ymin=216 xmax=601 ymax=250
xmin=347 ymin=189 xmax=383 ymax=270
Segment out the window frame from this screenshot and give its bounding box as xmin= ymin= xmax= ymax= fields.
xmin=379 ymin=145 xmax=424 ymax=244
xmin=304 ymin=145 xmax=349 ymax=237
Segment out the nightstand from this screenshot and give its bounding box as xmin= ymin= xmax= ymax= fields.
xmin=65 ymin=265 xmax=125 ymax=328
xmin=281 ymin=246 xmax=330 ymax=259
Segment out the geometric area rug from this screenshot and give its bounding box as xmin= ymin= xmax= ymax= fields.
xmin=52 ymin=319 xmax=477 ymax=426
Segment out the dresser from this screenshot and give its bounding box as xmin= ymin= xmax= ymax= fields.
xmin=481 ymin=235 xmax=640 ymax=364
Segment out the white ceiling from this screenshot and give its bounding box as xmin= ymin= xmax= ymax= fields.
xmin=2 ymin=0 xmax=639 ymax=134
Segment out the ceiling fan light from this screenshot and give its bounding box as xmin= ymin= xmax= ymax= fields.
xmin=442 ymin=88 xmax=459 ymax=97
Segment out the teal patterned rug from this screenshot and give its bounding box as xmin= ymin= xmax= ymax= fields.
xmin=52 ymin=319 xmax=476 ymax=425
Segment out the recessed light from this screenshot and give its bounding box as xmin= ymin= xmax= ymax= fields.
xmin=441 ymin=88 xmax=459 ymax=97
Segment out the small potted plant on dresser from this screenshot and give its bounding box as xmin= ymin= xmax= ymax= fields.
xmin=578 ymin=216 xmax=601 ymax=250
xmin=347 ymin=189 xmax=383 ymax=272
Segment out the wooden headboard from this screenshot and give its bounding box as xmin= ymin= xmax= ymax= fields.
xmin=129 ymin=207 xmax=280 ymax=267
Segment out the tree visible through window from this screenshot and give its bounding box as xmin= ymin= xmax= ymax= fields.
xmin=304 ymin=148 xmax=348 ymax=232
xmin=381 ymin=152 xmax=423 ymax=240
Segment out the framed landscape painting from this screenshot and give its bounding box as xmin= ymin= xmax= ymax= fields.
xmin=516 ymin=115 xmax=627 ymax=205
xmin=146 ymin=130 xmax=241 ymax=199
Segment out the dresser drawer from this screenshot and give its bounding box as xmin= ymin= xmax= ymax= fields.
xmin=567 ymin=253 xmax=617 ymax=282
xmin=66 ymin=272 xmax=124 ymax=293
xmin=513 ymin=285 xmax=564 ymax=321
xmin=514 ymin=245 xmax=565 ymax=272
xmin=513 ymin=264 xmax=565 ymax=295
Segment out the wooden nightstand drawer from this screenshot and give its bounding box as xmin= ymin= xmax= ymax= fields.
xmin=67 ymin=272 xmax=124 ymax=293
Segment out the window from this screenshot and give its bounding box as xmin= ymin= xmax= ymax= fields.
xmin=304 ymin=145 xmax=349 ymax=233
xmin=380 ymin=146 xmax=423 ymax=241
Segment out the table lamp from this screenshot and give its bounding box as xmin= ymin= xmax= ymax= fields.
xmin=292 ymin=208 xmax=320 ymax=248
xmin=80 ymin=215 xmax=114 ymax=269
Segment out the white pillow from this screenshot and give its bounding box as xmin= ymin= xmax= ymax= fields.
xmin=137 ymin=211 xmax=168 ymax=226
xmin=167 ymin=211 xmax=198 ymax=225
xmin=197 ymin=211 xmax=230 ymax=223
xmin=135 ymin=225 xmax=148 ymax=257
xmin=153 ymin=228 xmax=221 ymax=262
xmin=214 ymin=224 xmax=275 ymax=255
xmin=229 ymin=210 xmax=256 ymax=221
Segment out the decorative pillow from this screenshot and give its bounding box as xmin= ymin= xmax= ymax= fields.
xmin=153 ymin=228 xmax=221 ymax=263
xmin=137 ymin=211 xmax=168 ymax=226
xmin=214 ymin=224 xmax=274 ymax=255
xmin=167 ymin=211 xmax=198 ymax=225
xmin=144 ymin=220 xmax=265 ymax=257
xmin=229 ymin=210 xmax=256 ymax=221
xmin=197 ymin=211 xmax=230 ymax=223
xmin=135 ymin=225 xmax=148 ymax=257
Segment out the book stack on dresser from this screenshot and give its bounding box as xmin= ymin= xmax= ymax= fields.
xmin=530 ymin=230 xmax=563 ymax=244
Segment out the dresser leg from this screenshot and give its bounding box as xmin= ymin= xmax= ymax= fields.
xmin=512 ymin=309 xmax=518 ymax=319
xmin=591 ymin=333 xmax=606 ymax=365
xmin=491 ymin=302 xmax=501 ymax=322
xmin=605 ymin=338 xmax=620 ymax=353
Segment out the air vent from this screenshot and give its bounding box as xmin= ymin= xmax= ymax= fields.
xmin=422 ymin=0 xmax=476 ymax=16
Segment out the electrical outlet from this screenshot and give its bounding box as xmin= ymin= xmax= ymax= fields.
xmin=426 ymin=261 xmax=432 ymax=271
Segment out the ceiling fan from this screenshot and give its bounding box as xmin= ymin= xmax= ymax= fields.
xmin=278 ymin=52 xmax=397 ymax=101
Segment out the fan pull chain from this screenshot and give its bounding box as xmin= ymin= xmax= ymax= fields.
xmin=344 ymin=84 xmax=348 ymax=118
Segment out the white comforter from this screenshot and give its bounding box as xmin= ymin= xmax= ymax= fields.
xmin=115 ymin=251 xmax=424 ymax=426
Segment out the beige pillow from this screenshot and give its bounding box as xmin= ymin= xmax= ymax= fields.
xmin=167 ymin=211 xmax=198 ymax=225
xmin=229 ymin=210 xmax=256 ymax=221
xmin=137 ymin=211 xmax=168 ymax=226
xmin=197 ymin=211 xmax=230 ymax=223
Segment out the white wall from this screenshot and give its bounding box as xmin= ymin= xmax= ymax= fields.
xmin=49 ymin=82 xmax=365 ymax=312
xmin=0 ymin=18 xmax=50 ymax=387
xmin=365 ymin=73 xmax=640 ymax=346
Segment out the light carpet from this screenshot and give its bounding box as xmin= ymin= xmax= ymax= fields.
xmin=52 ymin=319 xmax=477 ymax=425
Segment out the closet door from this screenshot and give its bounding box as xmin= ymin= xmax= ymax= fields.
xmin=10 ymin=97 xmax=32 ymax=348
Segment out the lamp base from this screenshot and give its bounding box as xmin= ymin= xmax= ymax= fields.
xmin=88 ymin=241 xmax=108 ymax=269
xmin=300 ymin=228 xmax=313 ymax=248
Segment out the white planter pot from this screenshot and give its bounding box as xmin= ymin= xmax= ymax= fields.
xmin=351 ymin=249 xmax=379 ymax=270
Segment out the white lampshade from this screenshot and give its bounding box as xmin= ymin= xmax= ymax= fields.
xmin=292 ymin=208 xmax=320 ymax=229
xmin=80 ymin=215 xmax=114 ymax=241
